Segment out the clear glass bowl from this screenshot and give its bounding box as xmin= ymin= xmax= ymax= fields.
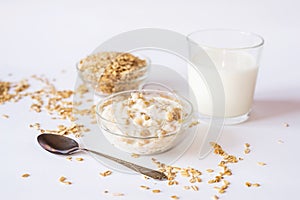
xmin=77 ymin=53 xmax=150 ymax=96
xmin=96 ymin=89 xmax=194 ymax=155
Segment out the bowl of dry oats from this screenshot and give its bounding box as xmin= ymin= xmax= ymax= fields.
xmin=77 ymin=52 xmax=150 ymax=96
xmin=95 ymin=89 xmax=195 ymax=155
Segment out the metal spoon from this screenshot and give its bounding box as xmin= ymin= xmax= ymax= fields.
xmin=37 ymin=134 xmax=167 ymax=180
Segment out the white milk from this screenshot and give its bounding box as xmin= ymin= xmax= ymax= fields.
xmin=189 ymin=49 xmax=258 ymax=118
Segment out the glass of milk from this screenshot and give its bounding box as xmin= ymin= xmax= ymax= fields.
xmin=187 ymin=29 xmax=264 ymax=124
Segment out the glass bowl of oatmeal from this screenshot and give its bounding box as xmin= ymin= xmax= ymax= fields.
xmin=77 ymin=52 xmax=150 ymax=96
xmin=95 ymin=89 xmax=194 ymax=155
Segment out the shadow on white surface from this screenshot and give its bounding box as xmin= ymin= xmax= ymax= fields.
xmin=250 ymin=99 xmax=300 ymax=122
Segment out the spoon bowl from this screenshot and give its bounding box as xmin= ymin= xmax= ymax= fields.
xmin=37 ymin=133 xmax=79 ymax=155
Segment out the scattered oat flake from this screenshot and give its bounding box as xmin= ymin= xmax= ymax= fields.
xmin=21 ymin=173 xmax=30 ymax=178
xmin=2 ymin=114 xmax=9 ymax=119
xmin=76 ymin=84 xmax=89 ymax=97
xmin=76 ymin=157 xmax=84 ymax=161
xmin=183 ymin=186 xmax=190 ymax=190
xmin=66 ymin=156 xmax=72 ymax=161
xmin=59 ymin=176 xmax=66 ymax=182
xmin=100 ymin=170 xmax=112 ymax=177
xmin=252 ymin=183 xmax=261 ymax=187
xmin=223 ymin=180 xmax=230 ymax=185
xmin=58 ymin=176 xmax=72 ymax=185
xmin=171 ymin=195 xmax=179 ymax=199
xmin=180 ymin=170 xmax=190 ymax=177
xmin=244 ymin=148 xmax=251 ymax=154
xmin=212 ymin=195 xmax=219 ymax=200
xmin=168 ymin=180 xmax=179 ymax=185
xmin=131 ymin=153 xmax=140 ymax=158
xmin=245 ymin=143 xmax=250 ymax=148
xmin=245 ymin=182 xmax=252 ymax=187
xmin=29 ymin=122 xmax=40 ymax=130
xmin=257 ymin=162 xmax=266 ymax=166
xmin=140 ymin=185 xmax=150 ymax=190
xmin=112 ymin=193 xmax=124 ymax=196
xmin=189 ymin=121 xmax=200 ymax=128
xmin=152 ymin=189 xmax=161 ymax=193
xmin=218 ymin=189 xmax=225 ymax=194
xmin=189 ymin=177 xmax=197 ymax=183
xmin=206 ymin=169 xmax=214 ymax=173
xmin=191 ymin=185 xmax=199 ymax=191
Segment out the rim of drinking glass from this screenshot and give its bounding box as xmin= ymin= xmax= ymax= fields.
xmin=187 ymin=28 xmax=264 ymax=50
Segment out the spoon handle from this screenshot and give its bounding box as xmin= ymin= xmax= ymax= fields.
xmin=83 ymin=148 xmax=167 ymax=180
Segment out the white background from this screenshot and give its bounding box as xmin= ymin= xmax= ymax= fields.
xmin=1 ymin=0 xmax=299 ymax=199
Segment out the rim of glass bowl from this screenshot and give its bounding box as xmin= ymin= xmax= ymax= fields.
xmin=95 ymin=89 xmax=194 ymax=140
xmin=187 ymin=28 xmax=264 ymax=50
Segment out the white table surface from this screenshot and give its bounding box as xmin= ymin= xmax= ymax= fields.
xmin=1 ymin=0 xmax=299 ymax=199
